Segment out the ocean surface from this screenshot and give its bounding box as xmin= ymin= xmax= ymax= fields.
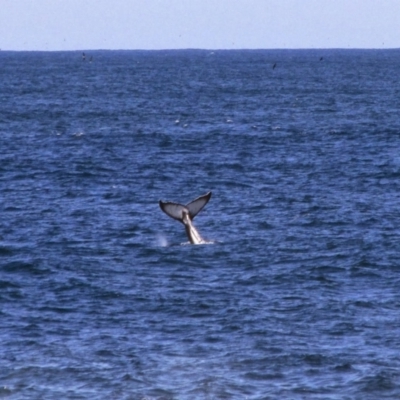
xmin=1 ymin=49 xmax=400 ymax=399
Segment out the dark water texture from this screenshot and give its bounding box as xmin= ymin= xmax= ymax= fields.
xmin=1 ymin=49 xmax=400 ymax=399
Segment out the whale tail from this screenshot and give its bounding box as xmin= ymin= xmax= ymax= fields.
xmin=159 ymin=192 xmax=212 ymax=223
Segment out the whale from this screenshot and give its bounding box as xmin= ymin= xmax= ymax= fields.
xmin=159 ymin=192 xmax=212 ymax=244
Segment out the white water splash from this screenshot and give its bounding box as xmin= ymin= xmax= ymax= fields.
xmin=156 ymin=234 xmax=168 ymax=247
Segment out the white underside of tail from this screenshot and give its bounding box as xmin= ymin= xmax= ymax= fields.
xmin=184 ymin=219 xmax=206 ymax=245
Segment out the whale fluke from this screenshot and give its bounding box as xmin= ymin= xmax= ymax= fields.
xmin=159 ymin=192 xmax=212 ymax=244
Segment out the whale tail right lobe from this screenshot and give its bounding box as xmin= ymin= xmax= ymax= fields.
xmin=185 ymin=192 xmax=212 ymax=219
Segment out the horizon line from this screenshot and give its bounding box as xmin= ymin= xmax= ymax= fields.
xmin=1 ymin=47 xmax=400 ymax=53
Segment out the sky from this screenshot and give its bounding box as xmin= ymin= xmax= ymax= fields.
xmin=1 ymin=0 xmax=400 ymax=51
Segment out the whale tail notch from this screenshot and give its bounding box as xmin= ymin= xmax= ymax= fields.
xmin=159 ymin=192 xmax=212 ymax=223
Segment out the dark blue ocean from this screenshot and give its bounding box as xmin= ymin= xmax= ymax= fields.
xmin=1 ymin=49 xmax=400 ymax=399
